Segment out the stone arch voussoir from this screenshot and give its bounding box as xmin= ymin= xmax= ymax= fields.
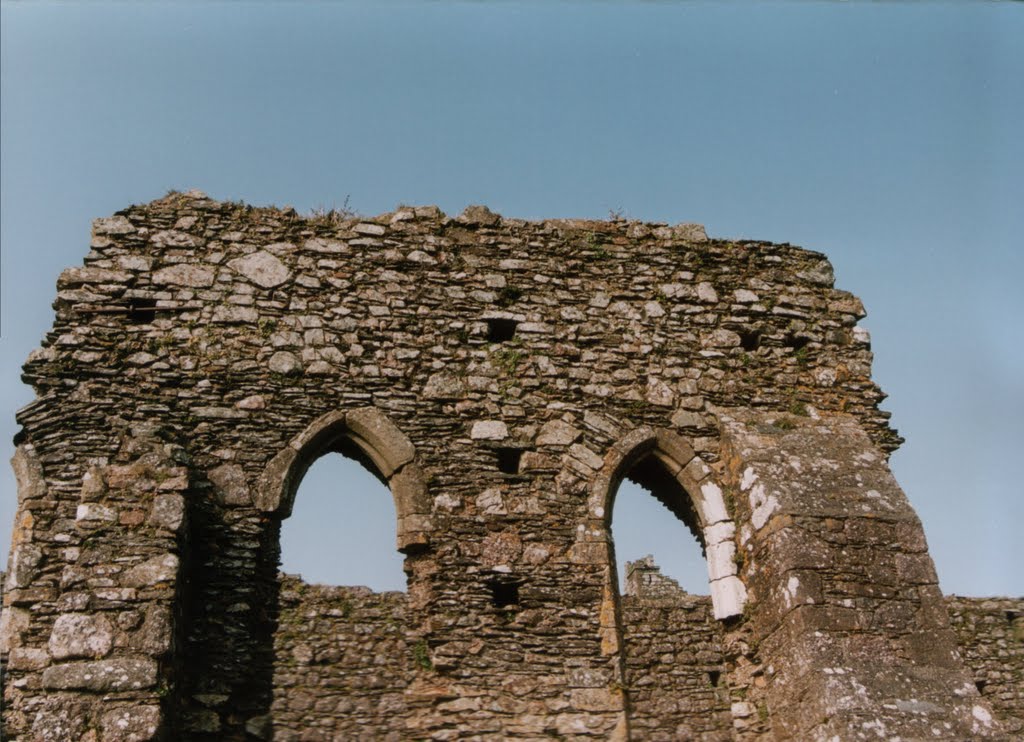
xmin=592 ymin=427 xmax=747 ymax=620
xmin=256 ymin=407 xmax=433 ymax=552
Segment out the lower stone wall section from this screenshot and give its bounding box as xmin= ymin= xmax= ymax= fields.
xmin=620 ymin=559 xmax=733 ymax=740
xmin=270 ymin=576 xmax=410 ymax=741
xmin=945 ymin=596 xmax=1024 ymax=736
xmin=7 ymin=565 xmax=1022 ymax=740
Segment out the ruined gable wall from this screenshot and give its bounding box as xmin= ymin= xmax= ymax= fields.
xmin=715 ymin=411 xmax=997 ymax=740
xmin=2 ymin=191 xmax=997 ymax=740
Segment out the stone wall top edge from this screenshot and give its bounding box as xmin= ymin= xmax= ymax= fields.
xmin=108 ymin=190 xmax=828 ymax=259
xmin=12 ymin=190 xmax=904 ymax=462
xmin=946 ymin=595 xmax=1024 ymax=605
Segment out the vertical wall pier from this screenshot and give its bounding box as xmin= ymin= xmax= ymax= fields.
xmin=718 ymin=410 xmax=1003 ymax=739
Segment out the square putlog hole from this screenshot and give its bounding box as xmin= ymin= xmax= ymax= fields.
xmin=486 ymin=318 xmax=518 ymax=343
xmin=127 ymin=298 xmax=158 ymax=324
xmin=488 ymin=579 xmax=520 ymax=608
xmin=495 ymin=448 xmax=522 ymax=474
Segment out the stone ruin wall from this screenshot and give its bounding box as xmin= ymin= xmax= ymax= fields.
xmin=945 ymin=597 xmax=1024 ymax=736
xmin=268 ymin=578 xmax=409 ymax=741
xmin=0 ymin=190 xmax=1019 ymax=740
xmin=257 ymin=564 xmax=1024 ymax=742
xmin=619 ymin=559 xmax=734 ymax=740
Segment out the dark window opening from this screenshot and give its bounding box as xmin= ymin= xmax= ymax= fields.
xmin=783 ymin=333 xmax=810 ymax=351
xmin=707 ymin=670 xmax=721 ymax=687
xmin=1006 ymin=611 xmax=1019 ymax=624
xmin=739 ymin=330 xmax=761 ymax=351
xmin=488 ymin=579 xmax=520 ymax=608
xmin=975 ymin=680 xmax=988 ymax=694
xmin=328 ymin=437 xmax=390 ymax=488
xmin=496 ymin=448 xmax=522 ymax=474
xmin=127 ymin=298 xmax=158 ymax=324
xmin=626 ymin=456 xmax=705 ymax=534
xmin=486 ymin=318 xmax=518 ymax=343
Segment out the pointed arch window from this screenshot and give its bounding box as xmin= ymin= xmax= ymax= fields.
xmin=280 ymin=446 xmax=406 ymax=591
xmin=589 ymin=428 xmax=746 ymax=619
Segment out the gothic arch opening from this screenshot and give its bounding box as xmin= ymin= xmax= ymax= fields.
xmin=280 ymin=445 xmax=406 ymax=591
xmin=590 ymin=428 xmax=745 ymax=737
xmin=612 ymin=471 xmax=709 ymax=597
xmin=251 ymin=408 xmax=430 ymax=738
xmin=256 ymin=408 xmax=434 ymax=553
xmin=590 ymin=428 xmax=746 ymax=620
xmin=258 ymin=405 xmax=434 ymax=585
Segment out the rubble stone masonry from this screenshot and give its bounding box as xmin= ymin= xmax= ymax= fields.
xmin=0 ymin=191 xmax=1019 ymax=739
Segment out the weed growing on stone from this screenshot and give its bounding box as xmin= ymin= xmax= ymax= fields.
xmin=270 ymin=371 xmax=303 ymax=385
xmin=624 ymin=398 xmax=651 ymax=416
xmin=412 ymin=640 xmax=433 ymax=671
xmin=586 ymin=233 xmax=610 ymax=260
xmin=309 ymin=195 xmax=358 ymax=224
xmin=742 ymin=600 xmax=756 ymax=624
xmin=788 ymin=399 xmax=809 ymax=417
xmin=258 ymin=318 xmax=278 ymax=337
xmin=490 ymin=345 xmax=524 ymax=376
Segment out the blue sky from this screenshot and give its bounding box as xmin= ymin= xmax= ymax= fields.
xmin=2 ymin=2 xmax=1021 ymax=596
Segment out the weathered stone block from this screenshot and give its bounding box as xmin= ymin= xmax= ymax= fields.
xmin=100 ymin=705 xmax=162 ymax=742
xmin=76 ymin=502 xmax=117 ymax=524
xmin=42 ymin=656 xmax=158 ymax=691
xmin=6 ymin=542 xmax=43 ymax=589
xmin=208 ymin=463 xmax=251 ymax=507
xmin=346 ymin=407 xmax=416 ymax=476
xmin=470 ymin=420 xmax=508 ymax=440
xmin=93 ymin=215 xmax=136 ymax=235
xmin=152 ymin=264 xmax=214 ymax=287
xmin=149 ymin=493 xmax=185 ymax=531
xmin=135 ymin=605 xmax=173 ymax=656
xmin=228 ymin=250 xmax=291 ymax=288
xmin=422 ymin=372 xmax=467 ymax=400
xmin=536 ymin=420 xmax=581 ymax=446
xmin=30 ymin=698 xmax=90 ymax=741
xmin=458 ymin=205 xmax=501 ymax=226
xmin=48 ymin=613 xmax=114 ymax=659
xmin=122 ymin=554 xmax=179 ymax=588
xmin=7 ymin=647 xmax=50 ymax=670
